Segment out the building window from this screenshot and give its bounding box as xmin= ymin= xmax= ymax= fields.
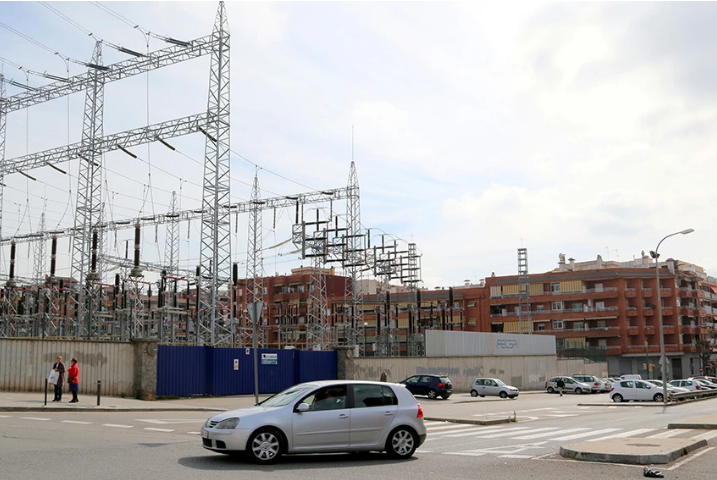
xmin=552 ymin=319 xmax=563 ymax=330
xmin=536 ymin=324 xmax=545 ymax=331
xmin=467 ymin=301 xmax=476 ymax=308
xmin=536 ymin=305 xmax=544 ymax=312
xmin=551 ymin=283 xmax=560 ymax=293
xmin=552 ymin=301 xmax=563 ymax=311
xmin=573 ymin=322 xmax=585 ymax=331
xmin=468 ymin=317 xmax=477 ymax=325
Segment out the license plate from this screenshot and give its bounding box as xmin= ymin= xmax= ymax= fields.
xmin=202 ymin=430 xmax=209 ymax=439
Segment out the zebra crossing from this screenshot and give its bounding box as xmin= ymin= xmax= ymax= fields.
xmin=419 ymin=421 xmax=717 ymax=459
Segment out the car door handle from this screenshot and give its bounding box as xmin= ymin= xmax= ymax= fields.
xmin=339 ymin=414 xmax=349 ymax=419
xmin=384 ymin=412 xmax=394 ymax=416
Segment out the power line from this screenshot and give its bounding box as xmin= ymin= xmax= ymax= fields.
xmin=0 ymin=20 xmax=85 ymax=66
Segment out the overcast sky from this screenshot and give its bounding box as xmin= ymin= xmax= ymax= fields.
xmin=0 ymin=1 xmax=714 ymax=289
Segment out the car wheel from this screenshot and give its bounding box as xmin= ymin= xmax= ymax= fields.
xmin=575 ymin=388 xmax=583 ymax=395
xmin=499 ymin=391 xmax=508 ymax=399
xmin=612 ymin=393 xmax=623 ymax=403
xmin=547 ymin=387 xmax=555 ymax=394
xmin=427 ymin=389 xmax=437 ymax=399
xmin=479 ymin=395 xmax=485 ymax=398
xmin=470 ymin=390 xmax=478 ymax=397
xmin=654 ymin=393 xmax=664 ymax=402
xmin=441 ymin=394 xmax=450 ymax=400
xmin=386 ymin=427 xmax=417 ymax=459
xmin=247 ymin=428 xmax=283 ymax=464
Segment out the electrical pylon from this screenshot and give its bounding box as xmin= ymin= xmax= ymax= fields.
xmin=198 ymin=2 xmax=231 ymax=344
xmin=344 ymin=160 xmax=365 ymax=352
xmin=245 ymin=172 xmax=266 ymax=346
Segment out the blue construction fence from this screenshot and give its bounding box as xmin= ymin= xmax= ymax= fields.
xmin=156 ymin=345 xmax=337 ymax=397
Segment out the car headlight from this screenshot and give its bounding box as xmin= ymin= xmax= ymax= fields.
xmin=215 ymin=417 xmax=240 ymax=430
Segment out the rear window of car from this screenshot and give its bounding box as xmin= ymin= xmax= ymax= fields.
xmin=439 ymin=377 xmax=451 ymax=384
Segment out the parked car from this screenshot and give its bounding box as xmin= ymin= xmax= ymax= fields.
xmin=669 ymin=379 xmax=704 ymax=393
xmin=400 ymin=374 xmax=453 ymax=399
xmin=470 ymin=378 xmax=519 ymax=399
xmin=201 ymin=380 xmax=427 ymax=463
xmin=545 ymin=376 xmax=593 ymax=394
xmin=694 ymin=379 xmax=717 ymax=390
xmin=619 ymin=374 xmax=642 ymax=381
xmin=572 ymin=374 xmax=604 ymax=393
xmin=598 ymin=378 xmax=612 ymax=393
xmin=646 ymin=379 xmax=690 ymax=396
xmin=610 ymin=379 xmax=666 ymax=402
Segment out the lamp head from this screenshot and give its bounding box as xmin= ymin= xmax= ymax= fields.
xmin=649 ymin=251 xmax=659 ymax=259
xmin=680 ymin=228 xmax=695 ymax=235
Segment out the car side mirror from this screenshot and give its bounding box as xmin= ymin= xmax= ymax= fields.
xmin=296 ymin=403 xmax=310 ymax=413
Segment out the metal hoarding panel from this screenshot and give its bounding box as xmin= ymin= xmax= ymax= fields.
xmin=425 ymin=330 xmax=556 ymax=357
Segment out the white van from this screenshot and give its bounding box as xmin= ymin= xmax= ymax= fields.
xmin=619 ymin=374 xmax=642 ymax=380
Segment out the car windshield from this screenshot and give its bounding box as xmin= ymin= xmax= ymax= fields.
xmin=494 ymin=379 xmax=506 ymax=386
xmin=259 ymin=384 xmax=317 ymax=407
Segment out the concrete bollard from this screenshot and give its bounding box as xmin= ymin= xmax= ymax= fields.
xmin=97 ymin=380 xmax=101 ymax=406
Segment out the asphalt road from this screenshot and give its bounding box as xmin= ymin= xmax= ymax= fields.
xmin=2 ymin=393 xmax=716 ymax=479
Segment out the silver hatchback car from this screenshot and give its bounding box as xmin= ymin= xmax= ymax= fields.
xmin=201 ymin=380 xmax=427 ymax=464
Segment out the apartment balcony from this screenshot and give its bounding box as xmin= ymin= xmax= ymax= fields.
xmin=659 ymin=288 xmax=673 ymax=298
xmin=627 ymin=326 xmax=639 ymax=336
xmin=490 ymin=305 xmax=619 ymax=318
xmin=662 ymin=306 xmax=674 ymax=315
xmin=625 ymin=288 xmax=637 ymax=298
xmin=663 ymin=325 xmax=676 ymax=335
xmin=627 ymin=307 xmax=638 ymax=317
xmin=680 ymin=307 xmax=704 ymax=315
xmin=642 ymin=288 xmax=653 ymax=298
xmin=643 ymin=308 xmax=654 ymax=316
xmin=605 ymin=346 xmax=622 ymax=354
xmin=644 ymin=325 xmax=656 ymax=335
xmin=684 ymin=345 xmax=698 ymax=353
xmin=539 ymin=326 xmax=621 ymax=338
xmin=680 ymin=288 xmax=704 ymax=299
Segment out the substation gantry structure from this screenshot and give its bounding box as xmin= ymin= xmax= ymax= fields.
xmin=0 ymin=2 xmax=424 ymax=350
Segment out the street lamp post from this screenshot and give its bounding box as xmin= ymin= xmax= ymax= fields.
xmin=650 ymin=228 xmax=694 ymax=405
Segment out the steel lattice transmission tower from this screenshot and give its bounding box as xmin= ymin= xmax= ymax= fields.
xmin=199 ymin=2 xmax=231 ymax=344
xmin=164 ymin=191 xmax=180 ymax=275
xmin=71 ymin=41 xmax=105 ymax=339
xmin=344 ymin=160 xmax=365 ymax=351
xmin=33 ymin=212 xmax=46 ymax=283
xmin=0 ymin=73 xmax=7 ymax=274
xmin=245 ymin=172 xmax=266 ymax=345
xmin=518 ymin=247 xmax=531 ymax=334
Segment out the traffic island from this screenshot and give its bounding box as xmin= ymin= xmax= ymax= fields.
xmin=668 ymin=414 xmax=717 ymax=430
xmin=559 ymin=438 xmax=707 ymax=465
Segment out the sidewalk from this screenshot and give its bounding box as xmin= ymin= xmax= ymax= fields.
xmin=2 ymin=390 xmax=716 ymax=465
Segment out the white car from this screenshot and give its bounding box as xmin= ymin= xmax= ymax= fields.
xmin=670 ymin=379 xmax=706 ymax=392
xmin=470 ymin=378 xmax=519 ymax=399
xmin=646 ymin=380 xmax=690 ymax=397
xmin=610 ymin=379 xmax=666 ymax=402
xmin=201 ymin=380 xmax=427 ymax=464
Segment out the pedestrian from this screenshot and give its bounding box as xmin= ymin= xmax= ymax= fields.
xmin=51 ymin=355 xmax=65 ymax=402
xmin=67 ymin=357 xmax=80 ymax=403
xmin=556 ymin=377 xmax=565 ymax=397
xmin=380 ymin=371 xmax=387 ymax=382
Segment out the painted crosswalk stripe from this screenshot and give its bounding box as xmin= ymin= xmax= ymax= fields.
xmin=514 ymin=428 xmax=585 ymax=440
xmin=427 ymin=424 xmax=477 ymax=432
xmin=500 ymin=454 xmax=535 ymax=459
xmin=444 ymin=452 xmax=487 ymax=457
xmin=22 ymin=417 xmax=51 ymax=421
xmin=445 ymin=426 xmax=509 ymax=438
xmin=648 ymin=429 xmax=691 ymax=439
xmin=144 ymin=428 xmax=174 ymax=433
xmin=470 ymin=427 xmax=536 ymax=439
xmin=102 ymin=424 xmax=133 ymax=429
xmin=187 ymin=432 xmax=201 ymax=435
xmin=691 ymin=431 xmax=717 ymax=442
xmin=587 ymin=429 xmax=654 ymax=441
xmin=61 ymin=420 xmax=92 ymax=425
xmin=559 ymin=428 xmax=622 ymax=441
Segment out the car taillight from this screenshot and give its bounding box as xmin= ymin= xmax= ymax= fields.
xmin=594 ymin=382 xmax=598 ymax=386
xmin=417 ymin=404 xmax=424 ymax=418
xmin=437 ymin=382 xmax=444 ymax=388
xmin=696 ymin=385 xmax=701 ymax=390
xmin=610 ymin=386 xmax=614 ymax=392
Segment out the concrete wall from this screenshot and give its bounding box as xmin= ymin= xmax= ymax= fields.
xmin=426 ymin=330 xmax=556 ymax=357
xmin=350 ymin=356 xmax=607 ymax=392
xmin=0 ymin=338 xmax=134 ymax=396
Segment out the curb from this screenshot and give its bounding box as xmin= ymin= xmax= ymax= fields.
xmin=424 ymin=416 xmax=510 ymax=426
xmin=559 ymin=439 xmax=707 ymax=465
xmin=668 ymin=423 xmax=717 ymax=430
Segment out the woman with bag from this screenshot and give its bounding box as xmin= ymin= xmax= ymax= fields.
xmin=67 ymin=357 xmax=80 ymax=403
xmin=51 ymin=356 xmax=65 ymax=402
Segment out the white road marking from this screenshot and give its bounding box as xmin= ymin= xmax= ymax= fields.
xmin=426 ymin=427 xmax=484 ymax=437
xmin=587 ymin=429 xmax=655 ymax=441
xmin=144 ymin=428 xmax=174 ymax=433
xmin=500 ymin=454 xmax=535 ymax=459
xmin=558 ymin=428 xmax=622 ymax=441
xmin=426 ymin=424 xmax=476 ymax=432
xmin=690 ymin=431 xmax=717 ymax=442
xmin=543 ymin=414 xmax=579 ymax=418
xmin=443 ymin=452 xmax=487 ymax=457
xmin=136 ymin=419 xmax=205 ymax=425
xmin=470 ymin=427 xmax=539 ymax=439
xmin=0 ymin=415 xmax=12 ymax=418
xmin=647 ymin=429 xmax=691 ymax=439
xmin=102 ymin=424 xmax=133 ymax=429
xmin=61 ymin=420 xmax=92 ymax=425
xmin=664 ymin=447 xmax=715 ymax=470
xmin=514 ymin=428 xmax=585 ymax=440
xmin=187 ymin=432 xmax=201 ymax=435
xmin=22 ymin=417 xmax=51 ymax=421
xmin=444 ymin=426 xmax=509 ymax=437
